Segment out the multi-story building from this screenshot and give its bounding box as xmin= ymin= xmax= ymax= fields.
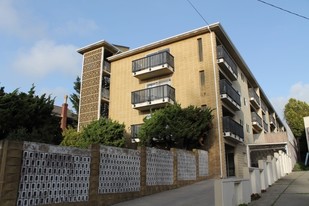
xmin=77 ymin=23 xmax=295 ymax=178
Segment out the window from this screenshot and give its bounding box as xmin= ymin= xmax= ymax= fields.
xmin=244 ymin=97 xmax=247 ymax=106
xmin=199 ymin=70 xmax=205 ymax=86
xmin=197 ymin=38 xmax=203 ymax=62
xmin=240 ymin=119 xmax=243 ymax=126
xmin=246 ymin=124 xmax=250 ymax=133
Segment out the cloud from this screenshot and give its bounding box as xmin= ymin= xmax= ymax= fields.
xmin=271 ymin=82 xmax=309 ymax=119
xmin=13 ymin=40 xmax=81 ymax=78
xmin=0 ymin=0 xmax=19 ymax=32
xmin=0 ymin=0 xmax=45 ymax=38
xmin=54 ymin=18 xmax=99 ymax=37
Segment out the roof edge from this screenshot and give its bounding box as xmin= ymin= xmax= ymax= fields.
xmin=108 ymin=22 xmax=221 ymax=61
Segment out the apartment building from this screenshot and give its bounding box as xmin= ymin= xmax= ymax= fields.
xmin=77 ymin=23 xmax=293 ymax=178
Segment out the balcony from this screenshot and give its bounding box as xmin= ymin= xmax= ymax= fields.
xmin=101 ymin=88 xmax=110 ymax=100
xmin=132 ymin=51 xmax=174 ymax=80
xmin=217 ymin=45 xmax=238 ymax=81
xmin=103 ymin=60 xmax=111 ymax=74
xmin=222 ymin=116 xmax=244 ymax=143
xmin=131 ymin=124 xmax=142 ymax=143
xmin=263 ymin=120 xmax=269 ymax=133
xmin=251 ymin=112 xmax=263 ymax=132
xmin=269 ymin=115 xmax=276 ymax=129
xmin=220 ymin=79 xmax=241 ymax=111
xmin=249 ymin=88 xmax=261 ymax=109
xmin=131 ymin=84 xmax=175 ymax=111
xmin=261 ymin=100 xmax=268 ymax=114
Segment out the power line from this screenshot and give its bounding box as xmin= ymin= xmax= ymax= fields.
xmin=186 ymin=0 xmax=210 ymax=26
xmin=257 ymin=0 xmax=309 ymax=21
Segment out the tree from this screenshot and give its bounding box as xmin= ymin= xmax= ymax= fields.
xmin=61 ymin=118 xmax=126 ymax=148
xmin=284 ymin=98 xmax=309 ymax=138
xmin=60 ymin=127 xmax=87 ymax=148
xmin=138 ymin=104 xmax=214 ymax=150
xmin=284 ymin=98 xmax=309 ymax=161
xmin=0 ymin=85 xmax=62 ymax=144
xmin=69 ymin=76 xmax=80 ymax=114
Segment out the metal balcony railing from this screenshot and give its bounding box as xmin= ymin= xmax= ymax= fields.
xmin=102 ymin=88 xmax=110 ymax=100
xmin=264 ymin=120 xmax=269 ymax=132
xmin=132 ymin=51 xmax=174 ymax=73
xmin=131 ymin=84 xmax=175 ymax=105
xmin=217 ymin=45 xmax=238 ymax=77
xmin=249 ymin=88 xmax=261 ymax=106
xmin=103 ymin=61 xmax=111 ymax=73
xmin=223 ymin=116 xmax=244 ymax=141
xmin=269 ymin=115 xmax=276 ymax=127
xmin=131 ymin=124 xmax=142 ymax=140
xmin=261 ymin=100 xmax=267 ymax=113
xmin=251 ymin=112 xmax=262 ymax=126
xmin=220 ymin=79 xmax=241 ymax=106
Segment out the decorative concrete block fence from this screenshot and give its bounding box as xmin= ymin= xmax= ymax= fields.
xmin=0 ymin=140 xmax=209 ymax=206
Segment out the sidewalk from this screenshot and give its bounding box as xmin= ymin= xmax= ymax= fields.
xmin=249 ymin=171 xmax=309 ymax=206
xmin=112 ymin=179 xmax=214 ymax=206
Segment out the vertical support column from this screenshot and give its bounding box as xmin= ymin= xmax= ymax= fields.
xmin=266 ymin=156 xmax=274 ymax=185
xmin=88 ymin=144 xmax=100 ymax=205
xmin=258 ymin=160 xmax=268 ymax=191
xmin=274 ymin=153 xmax=281 ymax=179
xmin=0 ymin=140 xmax=23 ymax=206
xmin=271 ymin=156 xmax=278 ymax=182
xmin=138 ymin=147 xmax=146 ymax=195
xmin=278 ymin=150 xmax=285 ymax=176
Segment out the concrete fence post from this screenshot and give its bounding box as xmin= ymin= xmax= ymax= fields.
xmin=274 ymin=153 xmax=281 ymax=178
xmin=266 ymin=156 xmax=274 ymax=185
xmin=170 ymin=148 xmax=178 ymax=186
xmin=0 ymin=140 xmax=23 ymax=206
xmin=215 ymin=179 xmax=251 ymax=206
xmin=138 ymin=146 xmax=147 ymax=195
xmin=243 ymin=167 xmax=261 ymax=194
xmin=88 ymin=144 xmax=100 ymax=205
xmin=258 ymin=160 xmax=268 ymax=191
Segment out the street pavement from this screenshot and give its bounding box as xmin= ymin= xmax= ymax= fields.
xmin=249 ymin=171 xmax=309 ymax=206
xmin=112 ymin=179 xmax=215 ymax=206
xmin=112 ymin=171 xmax=309 ymax=206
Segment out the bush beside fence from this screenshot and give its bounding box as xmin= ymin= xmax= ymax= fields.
xmin=0 ymin=140 xmax=209 ymax=206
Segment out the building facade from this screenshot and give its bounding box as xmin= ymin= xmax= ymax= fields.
xmin=77 ymin=23 xmax=293 ymax=178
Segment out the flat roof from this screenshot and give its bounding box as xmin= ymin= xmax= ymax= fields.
xmin=77 ymin=40 xmax=122 ymax=54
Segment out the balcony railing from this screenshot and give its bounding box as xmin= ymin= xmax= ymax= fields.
xmin=269 ymin=115 xmax=276 ymax=128
xmin=217 ymin=45 xmax=238 ymax=80
xmin=222 ymin=116 xmax=244 ymax=142
xmin=131 ymin=84 xmax=175 ymax=110
xmin=102 ymin=88 xmax=110 ymax=100
xmin=132 ymin=51 xmax=174 ymax=80
xmin=261 ymin=100 xmax=268 ymax=113
xmin=249 ymin=88 xmax=261 ymax=109
xmin=103 ymin=60 xmax=111 ymax=73
xmin=263 ymin=120 xmax=269 ymax=132
xmin=251 ymin=112 xmax=263 ymax=132
xmin=220 ymin=79 xmax=241 ymax=110
xmin=131 ymin=124 xmax=142 ymax=142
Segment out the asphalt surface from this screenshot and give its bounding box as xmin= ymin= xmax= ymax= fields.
xmin=111 ymin=171 xmax=309 ymax=206
xmin=112 ymin=179 xmax=215 ymax=206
